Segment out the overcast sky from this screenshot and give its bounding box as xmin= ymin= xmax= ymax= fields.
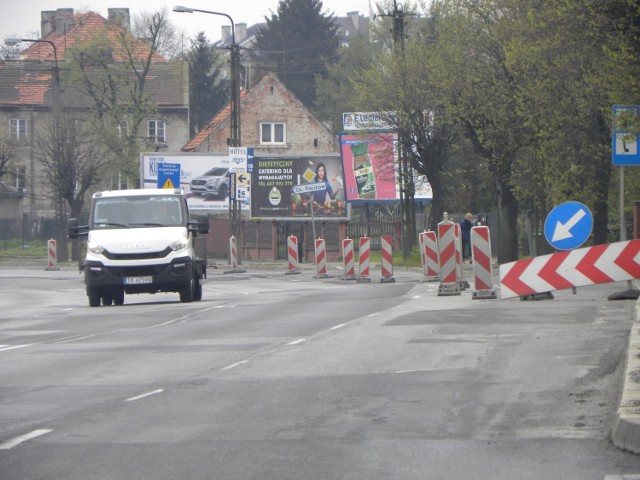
xmin=0 ymin=0 xmax=374 ymax=45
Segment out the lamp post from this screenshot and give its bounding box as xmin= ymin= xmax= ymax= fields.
xmin=5 ymin=38 xmax=62 ymax=254
xmin=173 ymin=6 xmax=240 ymax=147
xmin=173 ymin=6 xmax=243 ymax=254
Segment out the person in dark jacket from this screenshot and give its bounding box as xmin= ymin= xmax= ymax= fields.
xmin=460 ymin=212 xmax=473 ymax=262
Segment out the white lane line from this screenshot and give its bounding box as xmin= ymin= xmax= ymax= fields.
xmin=412 ymin=295 xmax=422 ymax=299
xmin=125 ymin=389 xmax=164 ymax=402
xmin=367 ymin=312 xmax=379 ymax=317
xmin=287 ymin=338 xmax=306 ymax=346
xmin=222 ymin=360 xmax=248 ymax=371
xmin=0 ymin=344 xmax=34 ymax=352
xmin=0 ymin=429 xmax=52 ymax=450
xmin=330 ymin=323 xmax=346 ymax=330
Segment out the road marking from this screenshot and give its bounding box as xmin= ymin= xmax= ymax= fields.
xmin=330 ymin=323 xmax=346 ymax=330
xmin=222 ymin=360 xmax=248 ymax=371
xmin=0 ymin=429 xmax=52 ymax=450
xmin=287 ymin=338 xmax=306 ymax=346
xmin=391 ymin=368 xmax=438 ymax=374
xmin=0 ymin=344 xmax=34 ymax=352
xmin=367 ymin=312 xmax=379 ymax=317
xmin=412 ymin=295 xmax=422 ymax=299
xmin=125 ymin=389 xmax=164 ymax=402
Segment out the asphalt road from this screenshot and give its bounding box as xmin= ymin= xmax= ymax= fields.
xmin=2 ymin=264 xmax=640 ymax=479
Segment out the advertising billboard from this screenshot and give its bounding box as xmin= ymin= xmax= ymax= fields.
xmin=340 ymin=133 xmax=432 ymax=203
xmin=250 ymin=156 xmax=349 ymax=220
xmin=141 ymin=153 xmax=248 ymax=212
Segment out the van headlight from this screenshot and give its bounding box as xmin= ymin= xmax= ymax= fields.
xmin=169 ymin=238 xmax=189 ymax=251
xmin=88 ymin=242 xmax=105 ymax=254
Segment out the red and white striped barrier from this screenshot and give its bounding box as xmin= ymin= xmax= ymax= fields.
xmin=342 ymin=238 xmax=356 ymax=280
xmin=471 ymin=225 xmax=496 ymax=299
xmin=46 ymin=238 xmax=59 ymax=271
xmin=358 ymin=237 xmax=371 ymax=283
xmin=229 ymin=235 xmax=238 ymax=269
xmin=286 ymin=235 xmax=300 ymax=274
xmin=499 ymin=239 xmax=640 ymax=299
xmin=314 ymin=238 xmax=328 ymax=277
xmin=420 ymin=231 xmax=439 ymax=282
xmin=380 ymin=235 xmax=395 ymax=282
xmin=437 ymin=220 xmax=460 ymax=295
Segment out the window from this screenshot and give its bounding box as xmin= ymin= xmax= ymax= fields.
xmin=10 ymin=119 xmax=27 ymax=141
xmin=260 ymin=122 xmax=286 ymax=145
xmin=6 ymin=166 xmax=26 ymax=190
xmin=148 ymin=120 xmax=166 ymax=144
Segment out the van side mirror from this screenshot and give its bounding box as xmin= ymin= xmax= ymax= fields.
xmin=67 ymin=218 xmax=79 ymax=239
xmin=197 ymin=214 xmax=210 ymax=234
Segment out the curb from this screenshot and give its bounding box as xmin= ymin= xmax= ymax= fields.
xmin=612 ymin=289 xmax=640 ymax=453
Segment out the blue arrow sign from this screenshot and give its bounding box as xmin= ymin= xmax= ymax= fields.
xmin=544 ymin=201 xmax=593 ymax=250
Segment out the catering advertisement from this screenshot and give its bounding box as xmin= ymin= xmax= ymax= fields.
xmin=250 ymin=156 xmax=349 ymax=220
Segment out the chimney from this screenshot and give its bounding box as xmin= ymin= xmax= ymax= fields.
xmin=108 ymin=8 xmax=131 ymax=31
xmin=54 ymin=8 xmax=74 ymax=36
xmin=347 ymin=11 xmax=360 ymax=30
xmin=221 ymin=25 xmax=231 ymax=43
xmin=236 ymin=23 xmax=247 ymax=42
xmin=40 ymin=11 xmax=57 ymax=38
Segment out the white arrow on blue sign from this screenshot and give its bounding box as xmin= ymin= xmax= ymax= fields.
xmin=544 ymin=201 xmax=593 ymax=250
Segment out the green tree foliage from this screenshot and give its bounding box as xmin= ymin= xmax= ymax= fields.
xmin=253 ymin=0 xmax=341 ymax=108
xmin=188 ymin=32 xmax=228 ymax=137
xmin=314 ymin=35 xmax=378 ymax=133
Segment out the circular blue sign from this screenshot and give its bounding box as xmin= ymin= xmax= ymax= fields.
xmin=544 ymin=201 xmax=593 ymax=250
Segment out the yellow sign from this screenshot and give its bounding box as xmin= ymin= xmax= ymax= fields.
xmin=162 ymin=178 xmax=175 ymax=189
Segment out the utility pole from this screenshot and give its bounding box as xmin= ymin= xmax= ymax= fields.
xmin=387 ymin=1 xmax=417 ymax=258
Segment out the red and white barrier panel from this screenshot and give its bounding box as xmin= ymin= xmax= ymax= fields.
xmin=437 ymin=221 xmax=460 ymax=295
xmin=380 ymin=234 xmax=395 ymax=282
xmin=358 ymin=237 xmax=372 ymax=283
xmin=471 ymin=225 xmax=496 ymax=299
xmin=286 ymin=235 xmax=300 ymax=274
xmin=342 ymin=238 xmax=356 ymax=280
xmin=499 ymin=240 xmax=640 ymax=299
xmin=46 ymin=238 xmax=59 ymax=271
xmin=420 ymin=231 xmax=439 ymax=282
xmin=314 ymin=238 xmax=328 ymax=277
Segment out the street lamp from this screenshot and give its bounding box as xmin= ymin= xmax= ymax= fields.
xmin=173 ymin=6 xmax=241 ymax=147
xmin=5 ymin=38 xmax=60 ymax=84
xmin=4 ymin=38 xmax=66 ymax=248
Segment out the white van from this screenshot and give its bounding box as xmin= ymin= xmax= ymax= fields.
xmin=68 ymin=188 xmax=209 ymax=307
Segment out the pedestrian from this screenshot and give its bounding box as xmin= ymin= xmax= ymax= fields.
xmin=460 ymin=212 xmax=473 ymax=262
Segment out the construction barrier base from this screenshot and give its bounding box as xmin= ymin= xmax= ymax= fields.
xmin=608 ymin=289 xmax=640 ymax=300
xmin=357 ymin=276 xmax=372 ymax=283
xmin=472 ymin=289 xmax=497 ymax=300
xmin=45 ymin=266 xmax=60 ymax=271
xmin=438 ymin=283 xmax=461 ymax=296
xmin=458 ymin=280 xmax=470 ymax=291
xmin=422 ymin=276 xmax=440 ymax=283
xmin=285 ymin=269 xmax=301 ymax=275
xmin=342 ymin=275 xmax=357 ymax=281
xmin=520 ymin=291 xmax=554 ymax=301
xmin=314 ymin=273 xmax=330 ymax=279
xmin=381 ymin=276 xmax=396 ymax=283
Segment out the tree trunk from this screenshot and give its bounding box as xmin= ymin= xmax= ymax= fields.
xmin=495 ymin=177 xmax=519 ymax=263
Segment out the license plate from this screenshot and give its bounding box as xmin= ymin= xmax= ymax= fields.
xmin=124 ymin=276 xmax=153 ymax=285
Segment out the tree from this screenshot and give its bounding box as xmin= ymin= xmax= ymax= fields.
xmin=67 ymin=7 xmax=176 ymax=185
xmin=252 ymin=0 xmax=341 ymax=109
xmin=36 ymin=111 xmax=110 ymax=261
xmin=188 ymin=32 xmax=228 ymax=137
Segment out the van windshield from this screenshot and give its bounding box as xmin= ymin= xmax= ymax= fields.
xmin=92 ymin=195 xmax=184 ymax=229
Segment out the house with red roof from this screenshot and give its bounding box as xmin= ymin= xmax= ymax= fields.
xmin=0 ymin=8 xmax=189 ymax=239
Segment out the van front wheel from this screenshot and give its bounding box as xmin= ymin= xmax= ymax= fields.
xmin=88 ymin=287 xmax=101 ymax=307
xmin=179 ymin=280 xmax=194 ymax=303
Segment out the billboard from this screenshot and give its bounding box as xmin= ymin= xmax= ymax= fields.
xmin=140 ymin=153 xmax=248 ymax=212
xmin=250 ymin=156 xmax=349 ymax=220
xmin=340 ymin=133 xmax=432 ymax=203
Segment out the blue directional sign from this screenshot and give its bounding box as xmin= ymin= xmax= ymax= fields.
xmin=157 ymin=162 xmax=181 ymax=189
xmin=544 ymin=201 xmax=593 ymax=250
